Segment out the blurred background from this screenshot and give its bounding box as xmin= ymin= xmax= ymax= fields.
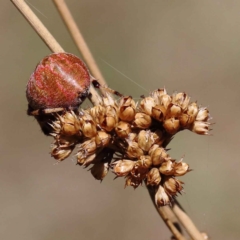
xmin=1 ymin=0 xmax=240 ymax=239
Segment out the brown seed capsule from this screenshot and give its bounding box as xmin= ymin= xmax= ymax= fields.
xmin=163 ymin=118 xmax=180 ymax=135
xmin=113 ymin=159 xmax=135 ymax=177
xmin=95 ymin=131 xmax=111 ymax=147
xmin=138 ymin=155 xmax=152 ymax=169
xmin=173 ymin=159 xmax=189 ymax=176
xmin=140 ymin=97 xmax=156 ymax=115
xmin=179 ymin=113 xmax=192 ymax=128
xmin=151 ymin=105 xmax=166 ymax=122
xmin=118 ymin=96 xmax=136 ymax=122
xmin=187 ymin=102 xmax=198 ymax=118
xmin=172 ymin=92 xmax=190 ymax=111
xmin=196 ymin=107 xmax=209 ymax=121
xmin=115 ymin=121 xmax=131 ymax=138
xmin=166 ymin=103 xmax=182 ymax=118
xmin=131 ymin=162 xmax=149 ymax=179
xmin=126 ymin=141 xmax=144 ymax=159
xmin=90 ymin=162 xmax=109 ymax=180
xmin=125 ymin=175 xmax=142 ymax=189
xmin=147 ymin=168 xmax=161 ymax=186
xmin=155 ymin=185 xmax=170 ymax=206
xmin=81 ymin=118 xmax=97 ymax=138
xmin=160 ymin=94 xmax=171 ymax=109
xmin=151 ymin=88 xmax=167 ymax=104
xmin=57 ymin=111 xmax=81 ymax=136
xmin=150 ymin=147 xmax=169 ymax=166
xmin=137 ymin=130 xmax=154 ymax=152
xmin=77 ymin=138 xmax=97 ymax=164
xmin=163 ymin=177 xmax=183 ymax=196
xmin=159 ymin=160 xmax=175 ymax=175
xmin=89 ymin=105 xmax=105 ymax=124
xmin=51 ymin=143 xmax=74 ymax=161
xmin=133 ymin=113 xmax=152 ymax=129
xmin=100 ymin=106 xmax=118 ymax=132
xmin=191 ymin=121 xmax=210 ymax=135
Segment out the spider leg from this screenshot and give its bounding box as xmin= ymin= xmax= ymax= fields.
xmin=28 ymin=107 xmax=65 ymax=116
xmin=91 ymin=78 xmax=123 ymax=97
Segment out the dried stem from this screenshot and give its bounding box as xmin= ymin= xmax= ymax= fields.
xmin=172 ymin=203 xmax=204 ymax=240
xmin=53 ymin=0 xmax=107 ymax=87
xmin=11 ymin=0 xmax=100 ymax=106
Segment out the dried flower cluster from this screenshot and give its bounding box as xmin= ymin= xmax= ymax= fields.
xmin=49 ymin=88 xmax=211 ymax=206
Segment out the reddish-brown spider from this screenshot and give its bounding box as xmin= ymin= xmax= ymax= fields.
xmin=26 ymin=52 xmax=121 ymax=135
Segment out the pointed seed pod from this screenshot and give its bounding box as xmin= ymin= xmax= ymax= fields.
xmin=151 ymin=88 xmax=167 ymax=104
xmin=126 ymin=141 xmax=144 ymax=159
xmin=155 ymin=185 xmax=170 ymax=206
xmin=115 ymin=121 xmax=131 ymax=138
xmin=173 ymin=159 xmax=189 ymax=176
xmin=159 ymin=160 xmax=175 ymax=175
xmin=172 ymin=92 xmax=190 ymax=111
xmin=95 ymin=131 xmax=111 ymax=147
xmin=163 ymin=177 xmax=183 ymax=196
xmin=138 ymin=155 xmax=152 ymax=169
xmin=138 ymin=130 xmax=154 ymax=152
xmin=151 ymin=105 xmax=166 ymax=122
xmin=196 ymin=107 xmax=209 ymax=121
xmin=89 ymin=105 xmax=105 ymax=124
xmin=159 ymin=94 xmax=171 ymax=109
xmin=118 ymin=96 xmax=136 ymax=122
xmin=80 ymin=117 xmax=97 ymax=138
xmin=147 ymin=168 xmax=161 ymax=186
xmin=166 ymin=103 xmax=182 ymax=118
xmin=140 ymin=97 xmax=156 ymax=115
xmin=125 ymin=175 xmax=142 ymax=189
xmin=163 ymin=118 xmax=180 ymax=135
xmin=191 ymin=121 xmax=210 ymax=135
xmin=133 ymin=113 xmax=152 ymax=129
xmin=150 ymin=147 xmax=169 ymax=166
xmin=51 ymin=144 xmax=74 ymax=161
xmin=113 ymin=160 xmax=135 ymax=177
xmin=58 ymin=111 xmax=81 ymax=136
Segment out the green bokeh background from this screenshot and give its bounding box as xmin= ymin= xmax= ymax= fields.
xmin=1 ymin=1 xmax=240 ymax=239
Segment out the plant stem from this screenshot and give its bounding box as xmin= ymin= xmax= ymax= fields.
xmin=11 ymin=0 xmax=100 ymax=106
xmin=53 ymin=0 xmax=107 ymax=87
xmin=172 ymin=202 xmax=204 ymax=240
xmin=11 ymin=0 xmax=63 ymax=53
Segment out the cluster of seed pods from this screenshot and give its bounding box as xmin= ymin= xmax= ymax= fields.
xmin=26 ymin=53 xmax=212 ymax=206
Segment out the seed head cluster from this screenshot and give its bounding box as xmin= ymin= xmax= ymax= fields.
xmin=49 ymin=88 xmax=212 ymax=206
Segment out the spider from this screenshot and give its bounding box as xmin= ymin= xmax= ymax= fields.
xmin=26 ymin=52 xmax=121 ymax=135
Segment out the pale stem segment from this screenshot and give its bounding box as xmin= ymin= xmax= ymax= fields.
xmin=53 ymin=0 xmax=107 ymax=88
xmin=11 ymin=0 xmax=100 ymax=106
xmin=172 ymin=203 xmax=204 ymax=240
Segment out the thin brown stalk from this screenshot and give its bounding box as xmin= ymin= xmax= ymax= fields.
xmin=172 ymin=203 xmax=204 ymax=240
xmin=11 ymin=0 xmax=100 ymax=106
xmin=53 ymin=0 xmax=107 ymax=87
xmin=147 ymin=185 xmax=186 ymax=240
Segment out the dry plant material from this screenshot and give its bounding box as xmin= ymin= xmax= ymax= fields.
xmin=27 ymin=76 xmax=212 ymax=206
